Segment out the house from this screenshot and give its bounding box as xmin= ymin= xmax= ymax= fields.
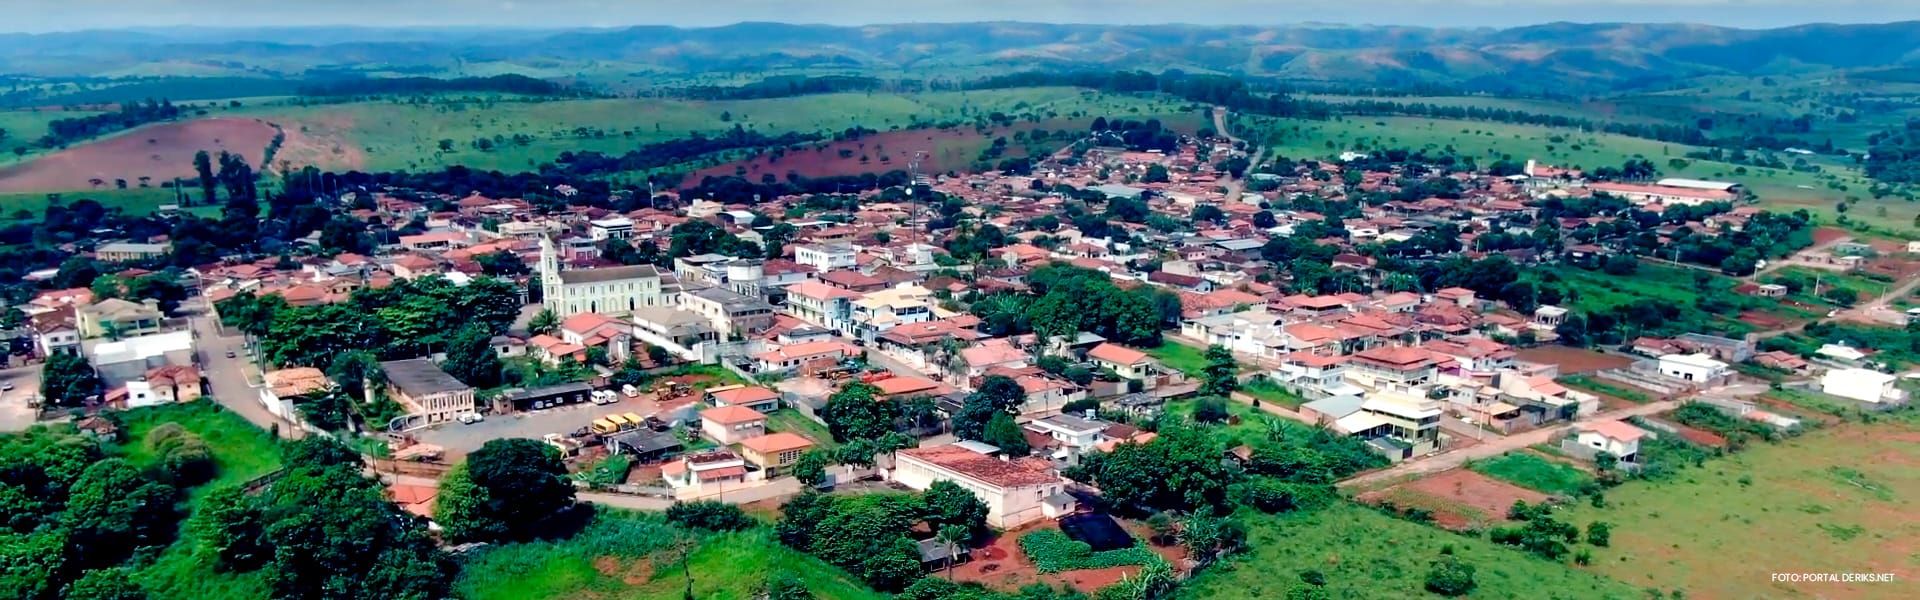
xmin=89 ymin=331 xmax=194 ymax=387
xmin=378 ymin=359 xmax=476 ymax=430
xmin=661 ymin=450 xmax=749 ymax=491
xmin=851 ymin=284 xmax=935 ymax=343
xmin=1347 ymin=346 xmax=1439 ymax=391
xmin=30 ymin=308 xmax=80 ymax=356
xmin=1272 ymin=352 xmax=1365 ymax=400
xmin=139 ymin=365 xmax=202 ymax=404
xmin=783 ymin=280 xmax=862 ymax=334
xmin=753 ymin=340 xmax=859 ymax=373
xmin=588 ymin=217 xmax=635 ymax=240
xmin=77 ymin=298 xmax=164 ymax=338
xmin=1434 ymin=287 xmax=1477 ymax=308
xmin=708 ymin=385 xmax=783 ymax=412
xmin=1656 ymin=353 xmax=1730 ymax=385
xmin=873 ymin=376 xmax=949 ymax=400
xmin=95 ymin=242 xmax=171 ymax=262
xmin=1752 ymin=350 xmax=1809 ymax=374
xmin=892 ymin=444 xmax=1075 ymax=529
xmin=958 ymin=339 xmax=1030 ymax=384
xmin=631 ymin=307 xmax=718 ymax=351
xmin=679 ymin=286 xmax=776 ymax=336
xmin=1574 ymin=420 xmax=1646 ymax=462
xmin=1820 ymin=368 xmax=1908 ymax=405
xmin=1673 ymin=333 xmax=1755 ymax=363
xmin=700 ymin=405 xmax=768 ymax=444
xmin=260 ymin=367 xmax=333 ymax=425
xmin=1087 ymin=343 xmax=1154 ymax=380
xmin=794 ymin=243 xmax=860 ymax=271
xmin=737 ymin=432 xmax=815 ymax=476
xmin=1338 ymin=387 xmax=1444 ymax=459
xmin=558 ymin=313 xmax=633 ymax=363
xmin=1024 ymin=413 xmax=1108 ymax=464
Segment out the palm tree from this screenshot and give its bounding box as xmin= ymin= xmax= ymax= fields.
xmin=528 ymin=308 xmax=559 ymax=336
xmin=936 ymin=524 xmax=969 ymax=581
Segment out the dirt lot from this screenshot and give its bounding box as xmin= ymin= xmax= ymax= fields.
xmin=0 ymin=117 xmax=280 ymax=193
xmin=949 ymin=518 xmax=1186 ymax=594
xmin=1515 ymin=346 xmax=1633 ymax=374
xmin=1356 ymin=469 xmax=1549 ymax=531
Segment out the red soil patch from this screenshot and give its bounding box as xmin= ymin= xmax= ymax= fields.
xmin=1811 ymin=227 xmax=1850 ymax=246
xmin=1738 ymin=310 xmax=1790 ymax=329
xmin=683 ymin=123 xmax=1066 ymax=186
xmin=1356 ymin=469 xmax=1549 ymax=531
xmin=1667 ymin=422 xmax=1729 ymax=448
xmin=949 ymin=518 xmax=1187 ymax=594
xmin=0 ymin=117 xmax=282 ymax=193
xmin=1514 ymin=346 xmax=1632 ymax=374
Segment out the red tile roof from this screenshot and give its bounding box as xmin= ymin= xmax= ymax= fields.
xmin=899 ymin=445 xmax=1061 ymax=488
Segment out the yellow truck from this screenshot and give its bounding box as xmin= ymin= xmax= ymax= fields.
xmin=589 ymin=418 xmax=620 ymax=435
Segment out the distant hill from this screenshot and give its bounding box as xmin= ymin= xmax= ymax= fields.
xmin=3 ymin=21 xmax=1920 ymax=93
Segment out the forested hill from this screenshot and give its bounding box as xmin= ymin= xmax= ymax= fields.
xmin=7 ymin=21 xmax=1920 ymax=92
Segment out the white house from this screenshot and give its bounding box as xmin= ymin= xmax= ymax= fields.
xmin=1820 ymin=368 xmax=1907 ymax=405
xmin=588 ymin=217 xmax=635 ymax=241
xmin=794 ymin=243 xmax=860 ymax=271
xmin=892 ymin=444 xmax=1075 ymax=529
xmin=1656 ymin=353 xmax=1730 ymax=384
xmin=1024 ymin=413 xmax=1107 ymax=464
xmin=1575 ymin=420 xmax=1646 ymax=462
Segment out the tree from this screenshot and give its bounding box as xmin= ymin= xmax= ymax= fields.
xmin=1252 ymin=210 xmax=1277 ymax=228
xmin=1192 ymin=397 xmax=1231 ymax=423
xmin=936 ymin=524 xmax=969 ymax=581
xmin=1823 ymin=286 xmax=1859 ymax=307
xmin=1424 ymin=555 xmax=1477 ymax=597
xmin=922 ymin=480 xmax=989 ymax=544
xmin=1179 ymin=514 xmax=1246 ymax=567
xmin=952 ymin=374 xmax=1024 ymax=440
xmin=1065 ymin=425 xmax=1237 ymax=515
xmin=194 ymin=150 xmax=216 ymax=205
xmin=1200 ymin=345 xmax=1239 ymax=397
xmin=665 ymin=500 xmax=755 ymax=531
xmin=64 ymin=458 xmax=180 ymax=568
xmin=439 ymin=324 xmax=503 ymax=388
xmin=39 ymin=351 xmax=102 ymax=407
xmin=528 ymin=308 xmax=560 ymax=336
xmin=62 ymin=568 xmax=147 ymax=600
xmin=474 ymin=250 xmax=530 ymax=277
xmin=189 ymin=485 xmax=268 ymax=571
xmin=982 ymin=412 xmax=1031 ymax=456
xmin=437 ymin=438 xmax=575 ymax=543
xmin=1144 ymin=164 xmax=1170 ymax=183
xmin=792 ymin=449 xmax=831 ymax=488
xmin=821 ymin=382 xmax=898 ymax=442
xmin=763 ymin=574 xmax=815 ymax=600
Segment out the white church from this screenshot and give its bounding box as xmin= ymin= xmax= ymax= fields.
xmin=538 ymin=236 xmax=668 ymax=317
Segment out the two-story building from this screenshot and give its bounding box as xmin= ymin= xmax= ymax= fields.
xmin=1347 ymin=346 xmax=1440 ymax=391
xmin=377 ymin=358 xmax=476 ymax=430
xmin=700 ymin=405 xmax=768 ymax=444
xmin=783 ymin=280 xmax=862 ymax=334
xmin=794 ymin=243 xmax=860 ymax=271
xmin=737 ymin=432 xmax=815 ymax=476
xmin=679 ymin=286 xmax=776 ymax=337
xmin=892 ymin=444 xmax=1076 ymax=529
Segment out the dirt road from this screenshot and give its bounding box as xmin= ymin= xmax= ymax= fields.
xmin=1337 ymin=399 xmax=1678 ymax=489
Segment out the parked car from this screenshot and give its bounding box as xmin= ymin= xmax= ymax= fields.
xmin=225 ymin=350 xmax=236 ymax=358
xmin=1 ymin=382 xmax=13 ymax=392
xmin=457 ymin=412 xmax=484 ymax=424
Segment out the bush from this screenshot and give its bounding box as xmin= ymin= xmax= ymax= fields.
xmin=1192 ymin=397 xmax=1231 ymax=424
xmin=1424 ymin=555 xmax=1477 ymax=597
xmin=1230 ymin=478 xmax=1334 ymax=513
xmin=1017 ymin=529 xmax=1162 ymax=573
xmin=144 ymin=423 xmax=216 ymax=486
xmin=665 ymin=500 xmax=755 ymax=532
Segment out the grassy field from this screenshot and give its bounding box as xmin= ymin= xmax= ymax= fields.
xmin=1239 ymin=378 xmax=1308 ymax=409
xmin=0 ymin=108 xmax=105 ymax=163
xmin=1239 ymin=113 xmax=1903 ymax=231
xmin=1470 ymin=452 xmax=1596 ymax=496
xmin=1143 ymin=342 xmax=1210 ymax=378
xmin=1178 ymin=502 xmax=1640 ymax=600
xmin=455 ymin=510 xmax=884 ymax=600
xmin=1548 ymin=263 xmax=1759 ymax=336
xmin=1558 ymin=419 xmax=1920 ymax=599
xmin=227 ymin=89 xmax=1200 ymax=173
xmin=1767 ymin=266 xmax=1897 ymax=306
xmin=0 ymin=186 xmax=203 ymax=217
xmin=764 ymin=409 xmax=839 ymax=451
xmin=1558 ymin=374 xmax=1656 ymax=405
xmin=116 ymin=400 xmax=284 ymax=600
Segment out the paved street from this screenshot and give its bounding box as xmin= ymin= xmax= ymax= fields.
xmin=864 ymin=347 xmax=934 ymax=378
xmin=183 ymin=299 xmax=305 ymax=439
xmin=1338 ymin=399 xmax=1680 ymax=489
xmin=0 ymin=363 xmax=42 ymax=432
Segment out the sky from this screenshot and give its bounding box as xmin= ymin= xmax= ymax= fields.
xmin=4 ymin=0 xmax=1919 ymax=32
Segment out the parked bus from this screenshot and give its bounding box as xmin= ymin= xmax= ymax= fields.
xmin=604 ymin=413 xmax=635 ymax=431
xmin=589 ymin=418 xmax=620 ymax=435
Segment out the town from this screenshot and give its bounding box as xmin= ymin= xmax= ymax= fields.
xmin=5 ymin=105 xmax=1915 ymax=600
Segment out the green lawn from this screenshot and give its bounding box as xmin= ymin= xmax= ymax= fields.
xmin=1557 ymin=420 xmax=1920 ymax=599
xmin=1469 ymin=452 xmax=1596 ymax=496
xmin=763 ymin=409 xmax=839 ymax=451
xmin=1558 ymin=374 xmax=1655 ymax=405
xmin=1177 ymin=503 xmax=1640 ymax=600
xmin=0 ymin=187 xmax=200 ymax=217
xmin=1766 ymin=266 xmax=1896 ymax=306
xmin=115 ymin=400 xmax=284 ymax=600
xmin=0 ymin=107 xmax=106 ymax=164
xmin=1239 ymin=378 xmax=1308 ymax=409
xmin=1548 ymin=264 xmax=1761 ymax=336
xmin=456 ymin=510 xmax=884 ymax=600
xmin=1143 ymin=342 xmax=1209 ymax=378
